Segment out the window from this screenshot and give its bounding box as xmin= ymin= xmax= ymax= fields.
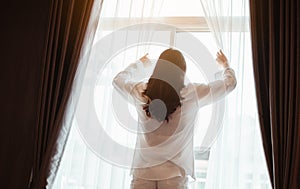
xmin=51 ymin=0 xmax=271 ymax=189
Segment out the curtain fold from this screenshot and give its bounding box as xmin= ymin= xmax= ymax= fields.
xmin=51 ymin=1 xmax=221 ymax=188
xmin=30 ymin=0 xmax=102 ymax=188
xmin=250 ymin=0 xmax=300 ymax=188
xmin=200 ymin=0 xmax=272 ymax=188
xmin=0 ymin=1 xmax=52 ymax=188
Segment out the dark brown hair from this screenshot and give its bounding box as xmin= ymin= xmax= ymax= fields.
xmin=143 ymin=48 xmax=186 ymax=122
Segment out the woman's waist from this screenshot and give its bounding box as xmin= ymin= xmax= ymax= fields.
xmin=132 ymin=160 xmax=185 ymax=180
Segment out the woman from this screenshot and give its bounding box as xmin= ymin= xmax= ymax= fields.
xmin=113 ymin=49 xmax=236 ymax=189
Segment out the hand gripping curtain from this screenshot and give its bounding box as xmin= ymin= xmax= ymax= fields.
xmin=199 ymin=0 xmax=272 ymax=188
xmin=49 ymin=1 xmax=175 ymax=189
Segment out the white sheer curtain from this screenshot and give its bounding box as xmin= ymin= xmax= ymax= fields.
xmin=50 ymin=1 xmax=169 ymax=189
xmin=46 ymin=0 xmax=104 ymax=188
xmin=199 ymin=0 xmax=272 ymax=188
xmin=50 ymin=0 xmax=273 ymax=189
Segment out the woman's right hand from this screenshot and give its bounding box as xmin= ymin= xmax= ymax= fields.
xmin=216 ymin=50 xmax=229 ymax=68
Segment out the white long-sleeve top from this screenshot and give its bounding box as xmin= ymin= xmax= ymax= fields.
xmin=112 ymin=60 xmax=237 ymax=181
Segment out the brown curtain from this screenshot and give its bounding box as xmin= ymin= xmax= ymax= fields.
xmin=250 ymin=0 xmax=300 ymax=188
xmin=28 ymin=0 xmax=101 ymax=188
xmin=0 ymin=1 xmax=52 ymax=189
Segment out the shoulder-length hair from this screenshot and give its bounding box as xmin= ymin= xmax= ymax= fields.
xmin=143 ymin=48 xmax=186 ymax=122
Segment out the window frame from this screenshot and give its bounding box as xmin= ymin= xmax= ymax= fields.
xmin=99 ymin=16 xmax=250 ymax=32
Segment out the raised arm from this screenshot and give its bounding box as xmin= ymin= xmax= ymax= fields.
xmin=112 ymin=62 xmax=139 ymax=101
xmin=195 ymin=50 xmax=237 ymax=107
xmin=112 ymin=54 xmax=151 ymax=103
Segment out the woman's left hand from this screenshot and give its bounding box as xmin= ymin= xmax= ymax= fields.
xmin=139 ymin=53 xmax=152 ymax=67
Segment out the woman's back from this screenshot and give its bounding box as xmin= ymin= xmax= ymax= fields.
xmin=131 ymin=81 xmax=201 ymax=180
xmin=112 ymin=49 xmax=237 ymax=188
